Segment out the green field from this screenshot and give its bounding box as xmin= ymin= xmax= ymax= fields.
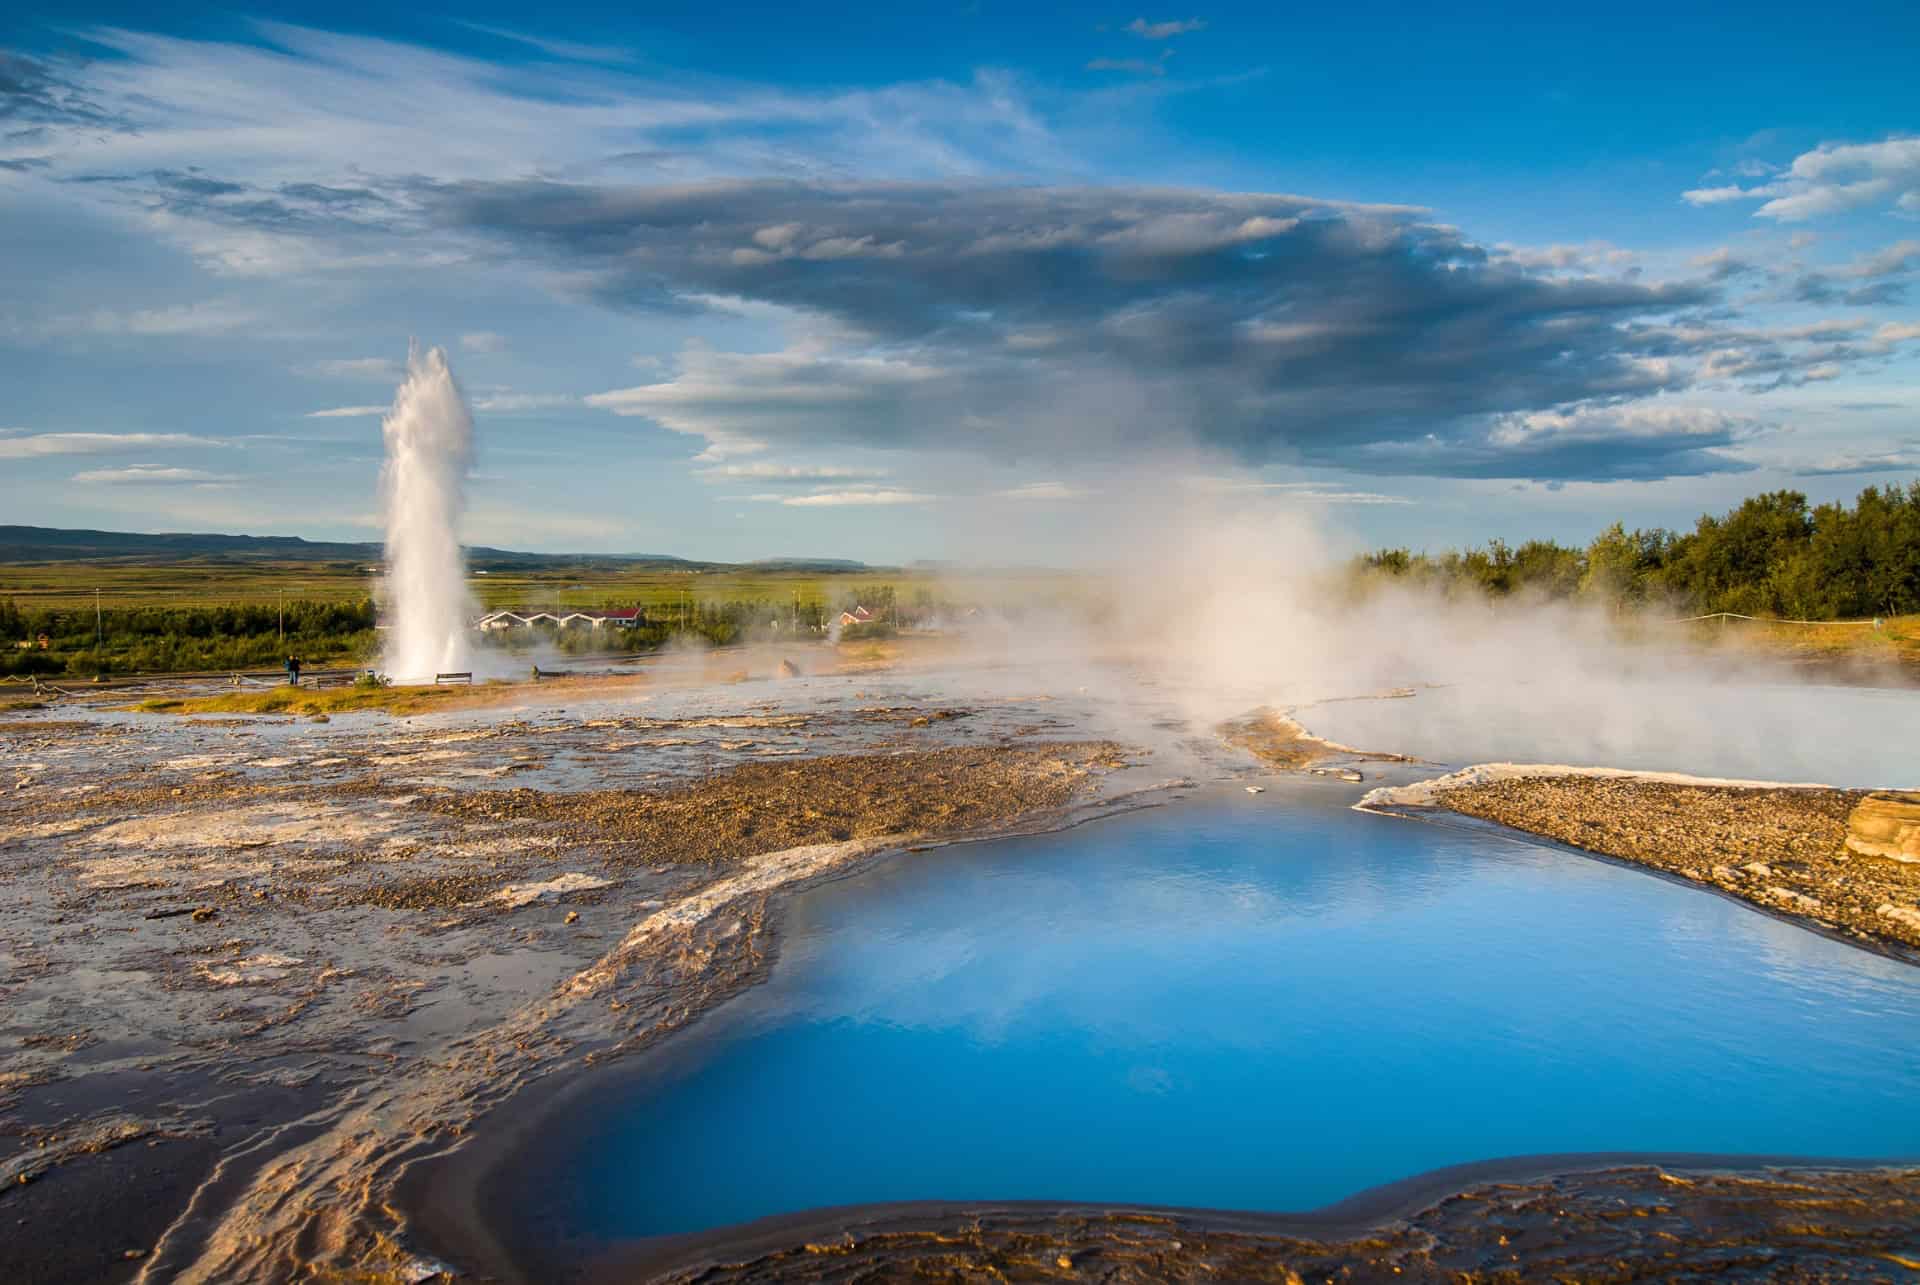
xmin=0 ymin=558 xmax=1084 ymax=678
xmin=0 ymin=559 xmax=1072 ymax=613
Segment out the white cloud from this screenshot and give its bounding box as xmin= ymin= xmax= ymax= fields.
xmin=777 ymin=489 xmax=933 ymax=507
xmin=1682 ymin=137 xmax=1920 ymax=221
xmin=1287 ymin=489 xmax=1412 ymax=505
xmin=469 ymin=392 xmax=578 ymax=413
xmin=0 ymin=431 xmax=225 ymax=459
xmin=71 ymin=465 xmax=240 ymax=485
xmin=304 ymin=405 xmax=387 ymax=419
xmin=1487 ymin=403 xmax=1758 ymax=447
xmin=460 ymin=331 xmax=508 ymax=352
xmin=1876 ymin=321 xmax=1920 ymax=342
xmin=1689 ymin=247 xmax=1755 ymax=279
xmin=1175 ymin=476 xmax=1407 ymax=503
xmin=1496 ymin=242 xmax=1638 ymax=274
xmin=696 ymin=461 xmax=891 ymax=482
xmin=586 ymin=345 xmax=946 ymax=457
xmin=1850 ymin=239 xmax=1920 ymax=279
xmin=76 ymin=301 xmax=263 ymax=337
xmin=452 ymin=22 xmax=633 ymax=64
xmin=300 ymin=357 xmax=404 ymax=381
xmin=995 ymin=481 xmax=1086 ymax=501
xmin=1680 ymin=185 xmax=1752 ymax=206
xmin=1794 ymin=446 xmax=1920 ymax=476
xmin=1124 ymin=17 xmax=1206 ymax=39
xmin=11 ymin=21 xmax=1077 ymax=258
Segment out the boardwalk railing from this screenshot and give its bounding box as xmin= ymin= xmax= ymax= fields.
xmin=434 ymin=671 xmax=474 ymax=685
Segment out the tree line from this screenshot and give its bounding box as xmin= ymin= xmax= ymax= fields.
xmin=1 ymin=586 xmax=950 ymax=678
xmin=1355 ymin=482 xmax=1920 ymax=619
xmin=1 ymin=599 xmax=378 ymax=678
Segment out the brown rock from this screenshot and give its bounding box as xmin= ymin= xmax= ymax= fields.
xmin=1846 ymin=790 xmax=1920 ymax=864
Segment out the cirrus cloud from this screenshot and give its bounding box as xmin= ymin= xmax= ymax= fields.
xmin=766 ymin=488 xmax=934 ymax=507
xmin=71 ymin=465 xmax=241 ymax=485
xmin=0 ymin=431 xmax=226 ymax=458
xmin=1124 ymin=17 xmax=1207 ymax=39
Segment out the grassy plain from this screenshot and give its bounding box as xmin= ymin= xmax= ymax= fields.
xmin=1681 ymin=613 xmax=1920 ymax=672
xmin=0 ymin=558 xmax=1076 ymax=613
xmin=132 ymin=682 xmax=488 ymax=717
xmin=5 ymin=558 xmax=1915 ymax=678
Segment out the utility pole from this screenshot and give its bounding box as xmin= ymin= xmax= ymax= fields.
xmin=279 ymin=588 xmax=285 ymax=643
xmin=95 ymin=588 xmax=102 ymax=650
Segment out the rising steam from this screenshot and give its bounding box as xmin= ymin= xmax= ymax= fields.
xmin=380 ymin=343 xmax=475 ymax=680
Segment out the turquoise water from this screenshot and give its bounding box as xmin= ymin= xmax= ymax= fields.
xmin=520 ymin=784 xmax=1920 ymax=1241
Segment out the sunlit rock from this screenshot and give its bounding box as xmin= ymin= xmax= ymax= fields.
xmin=1846 ymin=791 xmax=1920 ymax=864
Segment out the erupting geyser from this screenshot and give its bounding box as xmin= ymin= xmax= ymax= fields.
xmin=380 ymin=343 xmax=475 ymax=680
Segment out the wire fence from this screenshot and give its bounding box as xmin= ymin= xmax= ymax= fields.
xmin=1660 ymin=612 xmax=1881 ymax=628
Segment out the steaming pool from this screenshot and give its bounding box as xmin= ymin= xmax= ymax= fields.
xmin=1302 ymin=680 xmax=1919 ymax=788
xmin=482 ymin=779 xmax=1920 ymax=1265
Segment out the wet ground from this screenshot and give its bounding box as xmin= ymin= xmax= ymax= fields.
xmin=5 ymin=659 xmax=1919 ymax=1283
xmin=0 ymin=664 xmax=1211 ymax=1283
xmin=620 ymin=1164 xmax=1920 ymax=1283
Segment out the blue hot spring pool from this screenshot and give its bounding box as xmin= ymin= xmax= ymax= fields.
xmin=506 ymin=783 xmax=1920 ymax=1243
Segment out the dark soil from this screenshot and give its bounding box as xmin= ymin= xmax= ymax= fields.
xmin=639 ymin=1165 xmax=1920 ymax=1283
xmin=423 ymin=744 xmax=1131 ymax=869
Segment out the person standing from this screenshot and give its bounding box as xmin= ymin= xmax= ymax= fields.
xmin=286 ymin=654 xmax=302 ymax=686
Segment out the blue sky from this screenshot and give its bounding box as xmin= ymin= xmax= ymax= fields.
xmin=2 ymin=3 xmax=1917 ymax=562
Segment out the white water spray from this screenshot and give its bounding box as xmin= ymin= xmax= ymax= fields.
xmin=380 ymin=343 xmax=475 ymax=680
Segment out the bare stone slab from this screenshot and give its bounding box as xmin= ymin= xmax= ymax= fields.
xmin=1846 ymin=790 xmax=1920 ymax=864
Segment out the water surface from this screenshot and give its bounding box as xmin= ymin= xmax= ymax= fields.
xmin=510 ymin=785 xmax=1920 ymax=1242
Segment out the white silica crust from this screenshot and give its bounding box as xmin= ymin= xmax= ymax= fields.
xmin=1356 ymin=762 xmax=1838 ymax=813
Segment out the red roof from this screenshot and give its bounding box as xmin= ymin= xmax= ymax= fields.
xmin=599 ymin=608 xmax=644 ymax=621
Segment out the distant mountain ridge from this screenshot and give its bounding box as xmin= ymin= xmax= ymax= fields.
xmin=0 ymin=525 xmax=871 ymax=573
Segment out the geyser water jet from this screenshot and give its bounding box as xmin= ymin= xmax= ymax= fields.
xmin=380 ymin=343 xmax=475 ymax=680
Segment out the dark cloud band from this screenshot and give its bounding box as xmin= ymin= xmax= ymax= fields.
xmin=427 ymin=179 xmax=1742 ymax=480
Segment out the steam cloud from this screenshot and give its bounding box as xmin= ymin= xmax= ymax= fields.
xmin=380 ymin=344 xmax=476 ymax=680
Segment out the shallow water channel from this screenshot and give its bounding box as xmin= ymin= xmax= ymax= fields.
xmin=499 ymin=781 xmax=1920 ymax=1249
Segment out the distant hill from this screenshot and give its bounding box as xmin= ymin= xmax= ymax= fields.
xmin=0 ymin=526 xmax=380 ymax=563
xmin=0 ymin=525 xmax=869 ymax=573
xmin=743 ymin=557 xmax=871 ymax=572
